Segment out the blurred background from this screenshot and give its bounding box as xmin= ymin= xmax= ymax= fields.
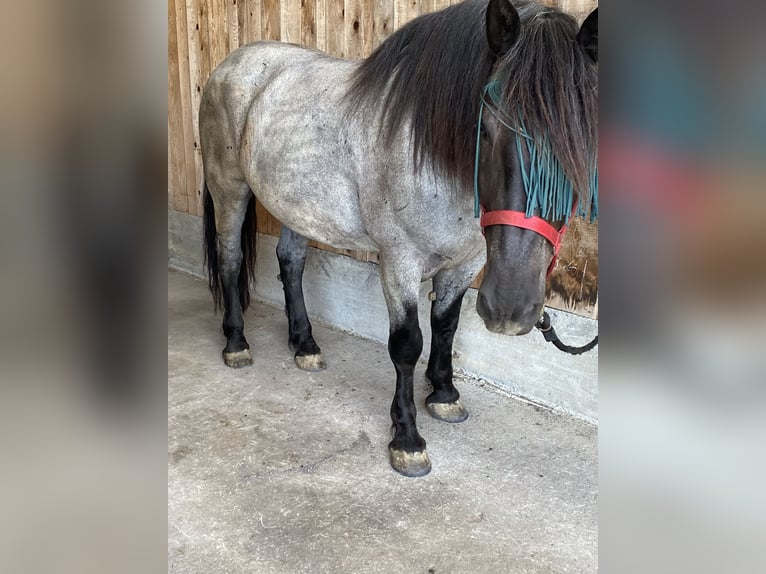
xmin=0 ymin=0 xmax=167 ymax=572
xmin=601 ymin=0 xmax=766 ymax=571
xmin=0 ymin=0 xmax=763 ymax=572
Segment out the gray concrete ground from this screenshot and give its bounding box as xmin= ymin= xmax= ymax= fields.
xmin=169 ymin=270 xmax=597 ymax=573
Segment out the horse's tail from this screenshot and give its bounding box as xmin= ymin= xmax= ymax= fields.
xmin=238 ymin=192 xmax=257 ymax=312
xmin=203 ymin=184 xmax=257 ymax=313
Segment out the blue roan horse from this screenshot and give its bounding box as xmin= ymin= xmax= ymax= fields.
xmin=200 ymin=0 xmax=598 ymax=476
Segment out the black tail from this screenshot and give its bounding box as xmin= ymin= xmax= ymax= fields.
xmin=238 ymin=192 xmax=257 ymax=311
xmin=203 ymin=187 xmax=222 ymax=311
xmin=203 ymin=185 xmax=257 ymax=313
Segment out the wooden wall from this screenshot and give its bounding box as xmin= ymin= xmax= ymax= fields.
xmin=168 ymin=0 xmax=598 ymax=315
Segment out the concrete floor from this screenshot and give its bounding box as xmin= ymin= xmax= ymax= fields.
xmin=168 ymin=270 xmax=597 ymax=573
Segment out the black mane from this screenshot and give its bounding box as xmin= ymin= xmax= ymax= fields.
xmin=347 ymin=0 xmax=493 ymax=184
xmin=347 ymin=0 xmax=598 ymax=201
xmin=496 ymin=3 xmax=598 ymax=201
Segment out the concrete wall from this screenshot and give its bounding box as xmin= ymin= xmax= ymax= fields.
xmin=169 ymin=209 xmax=598 ymax=422
xmin=169 ymin=209 xmax=205 ymax=277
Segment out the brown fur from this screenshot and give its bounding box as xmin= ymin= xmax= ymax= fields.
xmin=547 ymin=219 xmax=599 ymax=307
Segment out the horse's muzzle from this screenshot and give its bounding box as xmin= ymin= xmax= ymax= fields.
xmin=476 ymin=291 xmax=541 ymax=336
xmin=482 ymin=319 xmax=535 ymax=336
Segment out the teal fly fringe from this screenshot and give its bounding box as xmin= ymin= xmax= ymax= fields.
xmin=513 ymin=113 xmax=598 ymax=224
xmin=485 ymin=78 xmax=504 ymax=109
xmin=474 ymin=79 xmax=598 ymax=222
xmin=515 ymin=113 xmax=598 ymax=224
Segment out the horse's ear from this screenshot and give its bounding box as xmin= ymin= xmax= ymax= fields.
xmin=577 ymin=8 xmax=598 ymax=63
xmin=486 ymin=0 xmax=521 ymax=56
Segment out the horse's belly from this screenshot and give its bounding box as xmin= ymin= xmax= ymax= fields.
xmin=257 ymin=188 xmax=377 ymax=252
xmin=245 ymin=160 xmax=377 ymax=252
xmin=241 ymin=93 xmax=378 ymax=251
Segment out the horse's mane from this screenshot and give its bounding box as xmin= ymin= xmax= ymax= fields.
xmin=347 ymin=0 xmax=494 ymax=184
xmin=347 ymin=0 xmax=598 ymax=205
xmin=497 ymin=3 xmax=598 ymax=206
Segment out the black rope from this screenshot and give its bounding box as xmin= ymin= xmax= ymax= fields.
xmin=535 ymin=310 xmax=598 ymax=355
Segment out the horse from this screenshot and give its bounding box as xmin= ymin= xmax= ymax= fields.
xmin=200 ymin=0 xmax=598 ymax=477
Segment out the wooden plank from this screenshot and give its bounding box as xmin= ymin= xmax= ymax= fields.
xmin=555 ymin=0 xmax=598 ymax=21
xmin=197 ymin=0 xmax=213 ymax=82
xmin=246 ymin=0 xmax=262 ymax=43
xmin=207 ymin=0 xmax=229 ymax=69
xmin=186 ymin=0 xmax=207 ymax=215
xmin=227 ymin=0 xmax=240 ymax=51
xmin=197 ymin=0 xmax=216 ymax=214
xmin=394 ymin=0 xmax=418 ymax=29
xmin=315 ymin=0 xmax=327 ymax=50
xmin=309 ymin=242 xmax=370 ymax=263
xmin=360 ymin=0 xmax=374 ymax=56
xmin=256 ymin=203 xmax=281 ymax=236
xmin=343 ymin=0 xmax=373 ymax=59
xmin=168 ymin=0 xmax=189 ymax=213
xmin=539 ymin=0 xmax=598 ymax=18
xmin=325 ymin=0 xmax=345 ymax=56
xmin=262 ymin=0 xmax=281 ymax=41
xmin=344 ymin=0 xmax=363 ymax=58
xmin=372 ymin=0 xmax=394 ymax=49
xmin=174 ymin=0 xmax=201 ymax=216
xmin=301 ymin=0 xmax=317 ymax=48
xmin=237 ymin=0 xmax=248 ymax=45
xmin=280 ymin=0 xmax=302 ymax=44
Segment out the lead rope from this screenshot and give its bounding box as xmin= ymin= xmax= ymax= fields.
xmin=535 ymin=311 xmax=598 ymax=355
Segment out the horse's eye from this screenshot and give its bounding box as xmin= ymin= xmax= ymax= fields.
xmin=480 ymin=123 xmax=488 ymax=138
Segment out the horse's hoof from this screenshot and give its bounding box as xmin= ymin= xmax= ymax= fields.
xmin=389 ymin=448 xmax=432 ymax=477
xmin=426 ymin=399 xmax=469 ymax=423
xmin=295 ymin=353 xmax=326 ymax=371
xmin=223 ymin=349 xmax=253 ymax=368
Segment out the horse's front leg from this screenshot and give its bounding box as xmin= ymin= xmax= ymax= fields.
xmin=380 ymin=255 xmax=430 ymax=477
xmin=425 ymin=266 xmax=481 ymax=423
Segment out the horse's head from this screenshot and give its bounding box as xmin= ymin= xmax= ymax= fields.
xmin=475 ymin=0 xmax=598 ymax=335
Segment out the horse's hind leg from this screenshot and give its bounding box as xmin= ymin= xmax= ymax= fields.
xmin=208 ymin=182 xmax=255 ymax=368
xmin=276 ymin=226 xmax=326 ymax=371
xmin=425 ymin=265 xmax=483 ymax=423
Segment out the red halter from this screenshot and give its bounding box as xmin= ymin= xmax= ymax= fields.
xmin=480 ymin=209 xmax=569 ymax=277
